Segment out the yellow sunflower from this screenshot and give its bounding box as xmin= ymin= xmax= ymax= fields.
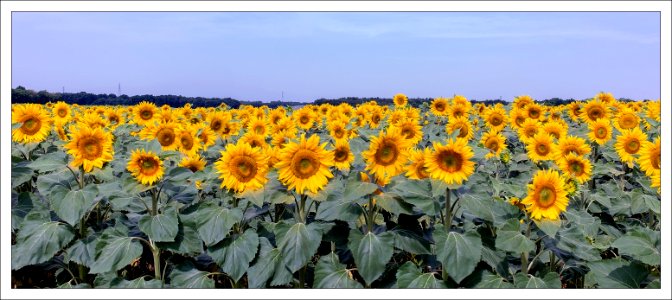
xmin=362 ymin=127 xmax=410 ymax=183
xmin=140 ymin=121 xmax=180 ymax=151
xmin=275 ymin=134 xmax=334 ymax=194
xmin=106 ymin=108 xmax=125 ymax=130
xmin=294 ymin=108 xmax=317 ymax=130
xmin=393 ymin=93 xmax=408 ymax=107
xmin=525 ymin=102 xmax=544 ymax=121
xmin=196 ymin=124 xmax=217 ymax=151
xmin=394 ymin=118 xmax=423 ymax=146
xmin=556 ymin=153 xmax=592 ymax=184
xmin=613 ymin=106 xmax=640 ymax=132
xmin=542 ymin=120 xmax=567 ymax=141
xmin=405 ymin=148 xmax=431 ymax=180
xmin=425 ymin=138 xmax=475 ymax=185
xmin=587 ymin=118 xmax=613 ymax=145
xmin=568 ymin=102 xmax=582 ymax=122
xmin=239 ymin=132 xmax=269 ymax=150
xmin=63 ymin=126 xmax=114 ymax=172
xmin=328 ymin=121 xmax=349 ymax=141
xmin=483 ymin=106 xmax=508 ymax=132
xmin=446 ymin=116 xmax=474 ymax=140
xmin=581 ymin=99 xmax=609 ymax=124
xmin=11 ymin=104 xmax=52 ymax=143
xmin=221 ymin=121 xmax=241 ymax=140
xmin=521 ymin=169 xmax=568 ymax=220
xmin=430 ymin=97 xmax=450 ymax=116
xmin=614 ymin=127 xmax=647 ymax=165
xmin=176 ymin=125 xmax=202 ymax=156
xmin=508 ymin=107 xmax=528 ymax=130
xmin=646 ymin=100 xmax=661 ymax=122
xmin=526 ymin=132 xmax=556 ymax=163
xmin=215 ymin=141 xmax=269 ymax=193
xmin=448 ymin=103 xmax=470 ymax=120
xmin=553 ymin=135 xmax=591 ymax=159
xmin=179 ymin=155 xmax=206 ymax=172
xmin=367 ymin=107 xmax=384 ymax=129
xmin=637 ymin=136 xmax=660 ymax=176
xmin=207 ymin=111 xmax=231 ymax=135
xmin=513 ymin=95 xmax=534 ymax=110
xmin=51 ymin=101 xmax=72 ymax=124
xmin=127 ymin=149 xmax=164 ymax=185
xmin=248 ymin=117 xmax=269 ymax=137
xmin=331 ymin=139 xmax=355 ymax=172
xmin=518 ymin=119 xmax=540 ymax=143
xmin=480 ymin=129 xmax=507 ymax=159
xmin=133 ymin=101 xmax=158 ymax=126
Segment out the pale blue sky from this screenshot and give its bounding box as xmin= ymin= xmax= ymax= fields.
xmin=12 ymin=12 xmax=660 ymax=102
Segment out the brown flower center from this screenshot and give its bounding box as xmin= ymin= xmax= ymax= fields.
xmin=537 ymin=186 xmax=556 ymax=208
xmin=57 ymin=108 xmax=68 ymax=117
xmin=20 ymin=117 xmax=42 ymax=135
xmin=334 ymin=148 xmax=349 ymax=162
xmin=180 ymin=133 xmax=194 ymax=150
xmin=231 ymin=156 xmax=257 ymax=182
xmin=595 ymin=127 xmax=607 ymax=139
xmin=291 ymin=150 xmax=320 ymax=179
xmin=374 ymin=141 xmax=399 ymax=166
xmin=485 ymin=137 xmax=500 ymax=152
xmin=618 ymin=113 xmax=637 ymax=129
xmin=437 ymin=150 xmax=463 ymax=173
xmin=157 ymin=128 xmax=176 ymax=146
xmin=625 ymin=139 xmax=640 ymax=154
xmin=80 ymin=137 xmax=103 ymax=160
xmin=140 ymin=109 xmax=153 ymax=120
xmin=140 ymin=157 xmax=159 ymax=175
xmin=210 ymin=119 xmax=222 ymax=132
xmin=536 ymin=143 xmax=549 ymax=156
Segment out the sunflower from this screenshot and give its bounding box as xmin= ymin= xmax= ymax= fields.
xmin=542 ymin=120 xmax=567 ymax=141
xmin=196 ymin=124 xmax=217 ymax=151
xmin=580 ymin=99 xmax=609 ymax=124
xmin=272 ymin=117 xmax=298 ymax=136
xmin=595 ymin=92 xmax=616 ymax=105
xmin=275 ymin=134 xmax=334 ymax=194
xmin=649 ymin=170 xmax=661 ymax=193
xmin=553 ymin=135 xmax=591 ymax=159
xmin=179 ymin=155 xmax=206 ymax=172
xmin=215 ymin=141 xmax=269 ymax=193
xmin=521 ymin=169 xmax=568 ymax=220
xmin=52 ymin=101 xmax=72 ymax=124
xmin=207 ymin=111 xmax=231 ymax=135
xmin=79 ymin=112 xmax=109 ymax=130
xmin=331 ymin=139 xmax=355 ymax=171
xmin=328 ymin=121 xmax=349 ymax=141
xmin=483 ymin=106 xmax=508 ymax=132
xmin=106 ymin=108 xmax=125 ymax=130
xmin=271 ymin=131 xmax=296 ymax=149
xmin=568 ymin=102 xmax=582 ymax=122
xmin=425 ymin=138 xmax=475 ymax=185
xmin=294 ymin=108 xmax=317 ymax=130
xmin=405 ymin=148 xmax=431 ymax=180
xmin=127 ymin=149 xmax=164 ymax=185
xmin=367 ymin=107 xmax=384 ymax=129
xmin=587 ymin=118 xmax=613 ymax=145
xmin=362 ymin=127 xmax=410 ymax=183
xmin=239 ymin=132 xmax=269 ymax=150
xmin=176 ymin=125 xmax=201 ymax=156
xmin=221 ymin=121 xmax=241 ymax=140
xmin=518 ymin=119 xmax=540 ymax=143
xmin=613 ymin=127 xmax=647 ymax=165
xmin=430 ymin=97 xmax=450 ymax=116
xmin=481 ymin=129 xmax=507 ymax=159
xmin=393 ymin=93 xmax=408 ymax=107
xmin=63 ymin=126 xmax=114 ymax=172
xmin=526 ymin=132 xmax=556 ymax=163
xmin=637 ymin=136 xmax=660 ymax=176
xmin=133 ymin=101 xmax=158 ymax=126
xmin=556 ymin=153 xmax=592 ymax=184
xmin=268 ymin=109 xmax=286 ymax=126
xmin=393 ymin=118 xmax=423 ymax=146
xmin=509 ymin=107 xmax=528 ymax=130
xmin=248 ymin=117 xmax=269 ymax=137
xmin=448 ymin=103 xmax=469 ymax=120
xmin=513 ymin=95 xmax=534 ymax=110
xmin=451 ymin=95 xmax=472 ymax=110
xmin=646 ymin=100 xmax=661 ymax=122
xmin=11 ymin=104 xmax=52 ymax=143
xmin=140 ymin=121 xmax=180 ymax=151
xmin=525 ymin=102 xmax=544 ymax=120
xmin=446 ymin=116 xmax=474 ymax=140
xmin=613 ymin=106 xmax=640 ymax=132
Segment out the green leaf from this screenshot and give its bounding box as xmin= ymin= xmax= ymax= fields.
xmin=460 ymin=194 xmax=518 ymax=226
xmin=194 ymin=203 xmax=242 ymax=246
xmin=165 ymin=167 xmax=193 ymax=182
xmin=392 ymin=230 xmax=431 ymax=255
xmin=514 ymin=273 xmax=550 ymax=288
xmin=305 ymin=177 xmax=344 ymax=203
xmin=314 ymin=252 xmax=363 ymax=288
xmin=247 ymin=237 xmax=284 ymax=288
xmin=408 ymin=273 xmax=448 ymax=288
xmin=391 ymin=179 xmax=436 ymax=215
xmin=208 ymin=229 xmax=259 ymax=282
xmin=434 ymin=227 xmax=482 ymax=283
xmin=533 ymin=219 xmax=562 ymax=237
xmin=554 ymin=226 xmax=601 ymax=262
xmin=612 ymin=231 xmax=660 ymax=266
xmin=315 ymin=193 xmax=362 ymax=222
xmin=564 ymin=208 xmax=600 ymax=238
xmin=495 ymin=219 xmax=535 ymax=253
xmin=348 ymin=230 xmax=394 ymax=286
xmin=89 ymin=226 xmax=143 ymax=274
xmin=11 ymin=217 xmax=76 ymax=270
xmin=586 ymin=259 xmax=648 ymax=288
xmin=58 ymin=282 xmax=92 ymax=289
xmin=12 ymin=166 xmax=34 ymax=188
xmin=51 ymin=185 xmax=98 ymax=227
xmin=275 ymin=222 xmax=322 ymax=273
xmin=475 ymin=274 xmax=514 ymax=288
xmin=157 ymin=221 xmax=203 ymax=256
xmin=112 ymin=277 xmax=163 ymax=288
xmin=28 ymin=151 xmax=67 ymax=173
xmin=36 ymin=168 xmax=76 ymax=198
xmin=64 ymin=234 xmax=98 ymax=268
xmin=342 ymin=175 xmax=379 ymax=202
xmin=396 ymin=261 xmax=447 ymax=288
xmin=169 ymin=262 xmax=215 ymax=288
xmin=373 ymin=193 xmax=414 ymax=216
xmin=138 ymin=208 xmax=179 ymax=242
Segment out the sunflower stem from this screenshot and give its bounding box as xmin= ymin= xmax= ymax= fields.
xmin=444 ymin=188 xmax=452 ymax=231
xmin=151 ymin=188 xmax=158 ymax=216
xmin=367 ymin=196 xmax=374 ymax=234
xmin=299 ymin=194 xmax=307 ymax=223
xmin=521 ymin=220 xmax=532 ymax=275
xmin=151 ymin=240 xmax=162 ymax=280
xmin=78 ymin=166 xmax=87 ymax=283
xmin=298 ymin=265 xmax=307 ymax=288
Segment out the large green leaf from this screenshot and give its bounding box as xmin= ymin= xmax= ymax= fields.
xmin=275 ymin=222 xmax=322 ymax=273
xmin=342 ymin=175 xmax=379 ymax=202
xmin=64 ymin=234 xmax=98 ymax=268
xmin=586 ymin=259 xmax=648 ymax=288
xmin=11 ymin=215 xmax=76 ymax=270
xmin=315 ymin=194 xmax=362 ymax=222
xmin=36 ymin=168 xmax=76 ymax=198
xmin=391 ymin=179 xmax=436 ymax=215
xmin=495 ymin=219 xmax=535 ymax=253
xmin=513 ymin=272 xmax=561 ymax=288
xmin=89 ymin=226 xmax=143 ymax=274
xmin=564 ymin=208 xmax=600 ymax=238
xmin=138 ymin=208 xmax=179 ymax=242
xmin=247 ymin=237 xmax=288 ymax=288
xmin=553 ymin=226 xmax=601 ymax=262
xmin=392 ymin=229 xmax=431 ymax=255
xmin=434 ymin=227 xmax=482 ymax=283
xmin=347 ymin=230 xmax=394 ymax=286
xmin=314 ymin=252 xmax=363 ymax=288
xmin=237 ymin=174 xmax=293 ymax=207
xmin=51 ymin=185 xmax=98 ymax=227
xmin=11 ymin=165 xmax=34 ymax=188
xmin=28 ymin=151 xmax=68 ymax=173
xmin=169 ymin=262 xmax=215 ymax=288
xmin=207 ymin=229 xmax=259 ymax=282
xmin=396 ymin=261 xmax=447 ymax=288
xmin=475 ymin=274 xmax=514 ymax=288
xmin=157 ymin=221 xmax=203 ymax=256
xmin=194 ymin=203 xmax=243 ymax=246
xmin=460 ymin=194 xmax=518 ymax=226
xmin=612 ymin=229 xmax=660 ymax=266
xmin=533 ymin=219 xmax=562 ymax=237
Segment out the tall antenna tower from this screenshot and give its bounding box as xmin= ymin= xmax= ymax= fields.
xmin=281 ymin=91 xmax=284 ymax=101
xmin=118 ymin=83 xmax=121 ymax=95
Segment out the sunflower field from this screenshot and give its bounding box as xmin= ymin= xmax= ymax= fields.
xmin=10 ymin=92 xmax=661 ymax=289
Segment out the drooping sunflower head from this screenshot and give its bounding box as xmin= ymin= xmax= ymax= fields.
xmin=127 ymin=149 xmax=164 ymax=186
xmin=521 ymin=169 xmax=568 ymax=220
xmin=446 ymin=116 xmax=474 ymax=140
xmin=215 ymin=141 xmax=269 ymax=193
xmin=556 ymin=152 xmax=592 ymax=184
xmin=405 ymin=148 xmax=432 ymax=180
xmin=393 ymin=93 xmax=408 ymax=107
xmin=197 ymin=124 xmax=217 ymax=151
xmin=11 ymin=103 xmax=52 ymax=144
xmin=424 ymin=138 xmax=475 ymax=185
xmin=568 ymin=102 xmax=582 ymax=121
xmin=63 ymin=125 xmax=114 ymax=172
xmin=637 ymin=136 xmax=661 ymax=176
xmin=587 ymin=118 xmax=613 ymax=145
xmin=526 ymin=132 xmax=557 ymax=163
xmin=239 ymin=132 xmax=269 ymax=150
xmin=134 ymin=101 xmax=158 ymax=126
xmin=51 ymin=101 xmax=72 ymax=124
xmin=430 ymin=97 xmax=450 ymax=116
xmin=275 ymin=134 xmax=334 ymax=194
xmin=613 ymin=106 xmax=640 ymax=132
xmin=553 ymin=135 xmax=591 ymax=160
xmin=179 ymin=154 xmax=206 ymax=173
xmin=331 ymin=139 xmax=355 ymax=172
xmin=106 ymin=108 xmax=125 ymax=129
xmin=581 ymin=99 xmax=610 ymax=124
xmin=362 ymin=127 xmax=410 ymax=183
xmin=480 ymin=129 xmax=507 ymax=159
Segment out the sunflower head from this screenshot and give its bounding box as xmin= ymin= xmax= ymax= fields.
xmin=446 ymin=116 xmax=474 ymax=140
xmin=484 ymin=106 xmax=508 ymax=132
xmin=11 ymin=104 xmax=52 ymax=144
xmin=556 ymin=152 xmax=592 ymax=184
xmin=637 ymin=136 xmax=661 ymax=176
xmin=362 ymin=127 xmax=411 ymax=183
xmin=393 ymin=93 xmax=409 ymax=107
xmin=613 ymin=107 xmax=640 ymax=132
xmin=127 ymin=149 xmax=164 ymax=185
xmin=140 ymin=121 xmax=180 ymax=151
xmin=331 ymin=139 xmax=355 ymax=172
xmin=179 ymin=155 xmax=206 ymax=172
xmin=294 ymin=108 xmax=317 ymax=130
xmin=430 ymin=97 xmax=450 ymax=116
xmin=481 ymin=129 xmax=507 ymax=159
xmin=614 ymin=127 xmax=647 ymax=164
xmin=424 ymin=138 xmax=475 ymax=185
xmin=587 ymin=118 xmax=613 ymax=145
xmin=405 ymin=148 xmax=431 ymax=180
xmin=513 ymin=95 xmax=534 ymax=110
xmin=553 ymin=135 xmax=591 ymax=160
xmin=275 ymin=134 xmax=334 ymax=194
xmin=134 ymin=101 xmax=158 ymax=126
xmin=518 ymin=119 xmax=540 ymax=143
xmin=526 ymin=132 xmax=557 ymax=163
xmin=215 ymin=141 xmax=269 ymax=193
xmin=52 ymin=101 xmax=72 ymax=123
xmin=581 ymin=99 xmax=609 ymax=124
xmin=521 ymin=169 xmax=569 ymax=220
xmin=176 ymin=125 xmax=201 ymax=156
xmin=64 ymin=125 xmax=115 ymax=172
xmin=395 ymin=118 xmax=423 ymax=145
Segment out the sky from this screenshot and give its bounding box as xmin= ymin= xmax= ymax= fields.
xmin=11 ymin=12 xmax=661 ymax=102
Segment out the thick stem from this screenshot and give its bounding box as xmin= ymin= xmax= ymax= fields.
xmin=298 ymin=265 xmax=307 ymax=288
xmin=151 ymin=241 xmax=161 ymax=280
xmin=590 ymin=143 xmax=597 ymax=191
xmin=444 ymin=188 xmax=452 ymax=231
xmin=549 ymin=251 xmax=556 ymax=271
xmin=521 ymin=220 xmax=532 ymax=275
xmin=78 ymin=167 xmax=86 ymax=282
xmin=299 ymin=194 xmax=307 ymax=223
xmin=151 ymin=188 xmax=158 ymax=216
xmin=367 ymin=196 xmax=374 ymax=234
